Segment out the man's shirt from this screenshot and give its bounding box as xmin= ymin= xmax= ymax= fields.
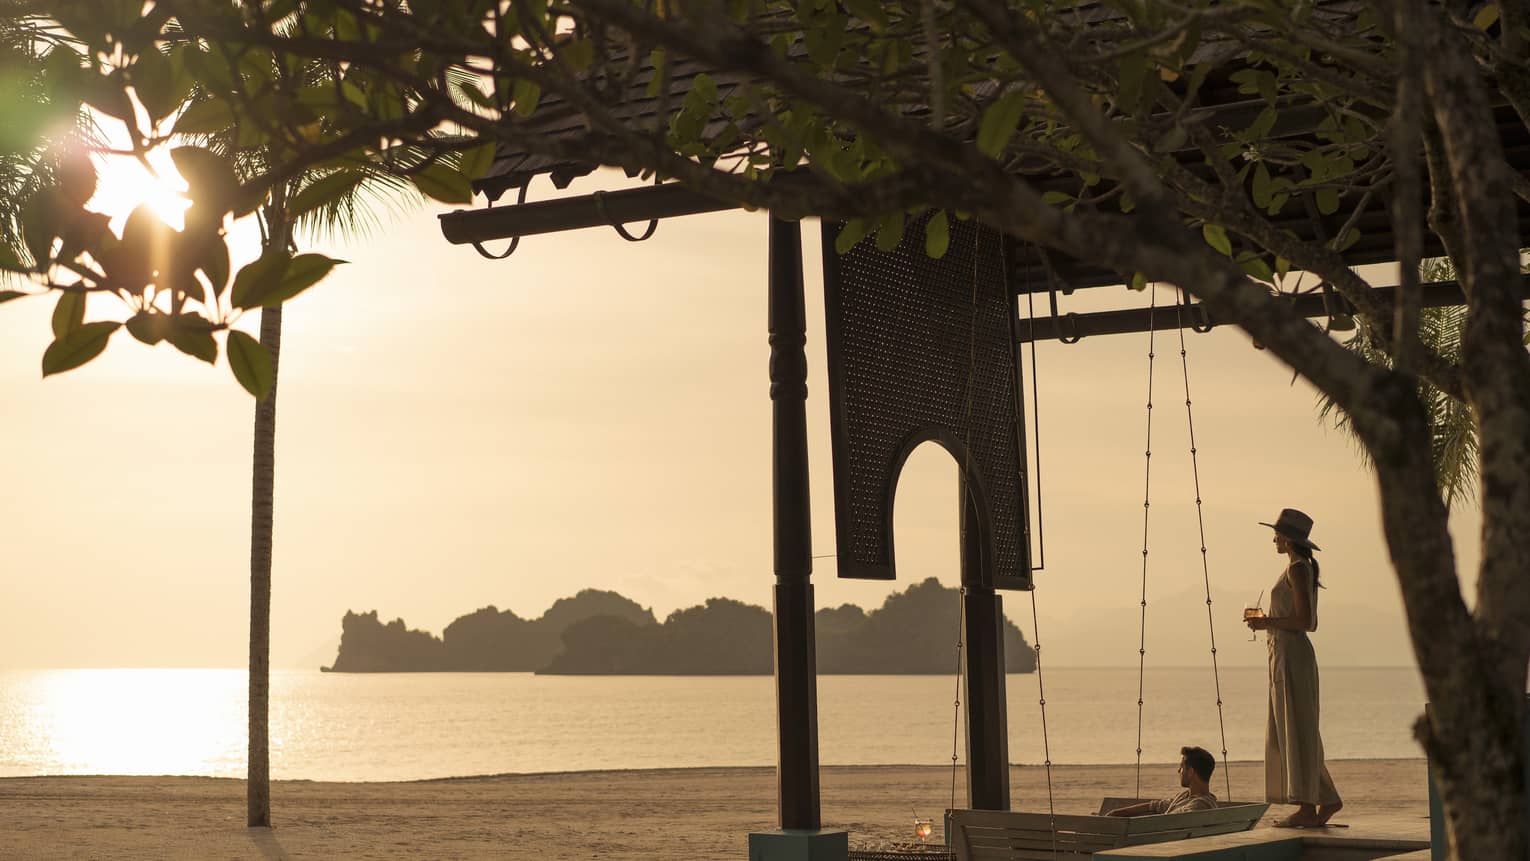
xmin=1148 ymin=790 xmax=1218 ymax=814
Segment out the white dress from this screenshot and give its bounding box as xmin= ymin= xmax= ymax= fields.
xmin=1264 ymin=561 xmax=1341 ymax=805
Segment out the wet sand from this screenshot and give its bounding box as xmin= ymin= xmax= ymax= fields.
xmin=0 ymin=759 xmax=1427 ymax=859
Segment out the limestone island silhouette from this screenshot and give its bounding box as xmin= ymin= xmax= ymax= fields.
xmin=323 ymin=577 xmax=1036 ymax=674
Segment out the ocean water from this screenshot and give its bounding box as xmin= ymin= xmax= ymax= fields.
xmin=0 ymin=666 xmax=1427 ymax=782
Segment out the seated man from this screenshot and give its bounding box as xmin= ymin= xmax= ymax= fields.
xmin=1105 ymin=746 xmax=1219 ymax=817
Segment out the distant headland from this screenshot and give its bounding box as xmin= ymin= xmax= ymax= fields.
xmin=323 ymin=577 xmax=1037 ymax=675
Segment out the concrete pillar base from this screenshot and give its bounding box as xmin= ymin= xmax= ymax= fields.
xmin=747 ymin=829 xmax=849 ymax=861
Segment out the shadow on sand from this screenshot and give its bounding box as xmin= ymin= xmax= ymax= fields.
xmin=247 ymin=827 xmax=288 ymax=860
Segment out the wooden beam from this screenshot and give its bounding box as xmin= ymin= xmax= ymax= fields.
xmin=438 ymin=182 xmax=738 ymax=245
xmin=1016 ymin=281 xmax=1470 ymax=343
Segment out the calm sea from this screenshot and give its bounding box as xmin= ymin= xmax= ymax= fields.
xmin=0 ymin=667 xmax=1427 ymax=782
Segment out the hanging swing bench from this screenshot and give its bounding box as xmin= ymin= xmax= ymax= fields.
xmin=947 ymin=798 xmax=1269 ymax=860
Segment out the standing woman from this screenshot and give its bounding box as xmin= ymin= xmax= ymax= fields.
xmin=1246 ymin=508 xmax=1343 ymax=828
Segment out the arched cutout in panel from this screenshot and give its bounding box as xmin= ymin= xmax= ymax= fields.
xmin=822 ymin=214 xmax=1032 ymax=590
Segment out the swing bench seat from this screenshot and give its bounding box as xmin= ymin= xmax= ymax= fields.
xmin=947 ymin=798 xmax=1270 ymax=860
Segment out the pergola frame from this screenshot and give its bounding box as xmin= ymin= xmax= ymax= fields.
xmin=436 ymin=180 xmax=1479 ymax=853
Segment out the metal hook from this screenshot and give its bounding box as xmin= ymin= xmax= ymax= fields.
xmin=592 ymin=175 xmax=661 ymax=242
xmin=1038 ymin=247 xmax=1082 ymax=344
xmin=1047 ymin=282 xmax=1083 ymax=344
xmin=470 ymin=182 xmax=530 ymax=260
xmin=1180 ymin=287 xmax=1213 ymax=333
xmin=1320 ymin=282 xmax=1356 ymax=332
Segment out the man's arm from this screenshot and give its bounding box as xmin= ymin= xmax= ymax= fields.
xmin=1104 ymin=801 xmax=1157 ymax=817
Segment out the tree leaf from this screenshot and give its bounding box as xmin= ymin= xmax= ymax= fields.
xmin=456 ymin=80 xmax=494 ymax=108
xmin=51 ymin=290 xmax=85 ymax=337
xmin=560 ymin=38 xmax=595 ymax=73
xmin=41 ymin=321 xmax=119 ymax=377
xmin=835 ymin=218 xmax=871 ymax=254
xmin=81 ymin=71 xmax=134 ymax=121
xmin=1239 ymin=255 xmax=1275 ymax=284
xmin=197 ymin=234 xmax=230 ymax=299
xmin=1475 ymin=4 xmax=1501 ymax=30
xmin=173 ymin=97 xmax=235 ymax=135
xmin=977 ymin=91 xmax=1026 ymax=158
xmin=171 ymin=147 xmax=240 ymax=214
xmin=0 ymin=290 xmax=28 ymax=304
xmin=164 ymin=319 xmax=217 ymax=363
xmin=227 ymin=329 xmax=274 ymax=399
xmin=260 ymin=253 xmax=346 ymax=307
xmin=22 ymin=191 xmax=60 ymax=269
xmin=289 ymin=170 xmax=365 ymax=218
xmin=230 ymin=251 xmax=291 ymax=309
xmin=132 ymin=45 xmax=184 ymax=121
xmin=1202 ymin=223 xmax=1232 ymax=256
xmin=410 ymin=162 xmax=473 ymax=204
xmin=1252 ymin=163 xmax=1273 ymax=208
xmin=458 ymin=142 xmax=496 ymax=181
xmin=512 ymin=78 xmax=541 ymax=117
xmin=125 ymin=311 xmax=167 ymax=345
xmin=925 ymin=210 xmax=950 ymax=259
xmin=1315 ymin=187 xmax=1341 ymax=215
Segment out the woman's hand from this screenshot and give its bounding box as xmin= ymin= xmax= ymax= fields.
xmin=1245 ymin=616 xmax=1270 ymax=631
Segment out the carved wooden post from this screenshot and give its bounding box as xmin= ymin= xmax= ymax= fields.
xmin=961 ymin=477 xmax=1011 ymax=810
xmin=769 ymin=215 xmax=821 ymax=831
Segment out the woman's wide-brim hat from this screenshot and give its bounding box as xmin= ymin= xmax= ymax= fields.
xmin=1259 ymin=508 xmax=1321 ymax=551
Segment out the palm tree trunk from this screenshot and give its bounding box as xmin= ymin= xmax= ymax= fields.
xmin=248 ymin=303 xmax=281 ymax=827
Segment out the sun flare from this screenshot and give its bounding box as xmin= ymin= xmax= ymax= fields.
xmin=88 ymin=150 xmax=191 ymax=231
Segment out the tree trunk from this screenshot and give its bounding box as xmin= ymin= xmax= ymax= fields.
xmin=248 ymin=303 xmax=282 ymax=828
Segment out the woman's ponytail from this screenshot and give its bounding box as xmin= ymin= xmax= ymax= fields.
xmin=1296 ymin=545 xmax=1323 ymax=589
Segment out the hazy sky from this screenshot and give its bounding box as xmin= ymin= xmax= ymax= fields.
xmin=1 ymin=168 xmax=1482 ymax=671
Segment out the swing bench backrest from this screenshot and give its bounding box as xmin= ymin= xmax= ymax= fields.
xmin=947 ymin=799 xmax=1269 ymax=860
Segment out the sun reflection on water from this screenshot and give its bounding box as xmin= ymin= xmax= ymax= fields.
xmin=5 ymin=669 xmax=245 ymax=777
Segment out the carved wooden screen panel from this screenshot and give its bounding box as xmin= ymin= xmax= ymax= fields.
xmin=821 ymin=215 xmax=1033 ymax=590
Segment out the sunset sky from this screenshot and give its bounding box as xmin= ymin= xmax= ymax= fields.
xmin=0 ymin=162 xmax=1482 ymax=672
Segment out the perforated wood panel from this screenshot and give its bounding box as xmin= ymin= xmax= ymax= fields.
xmin=821 ymin=215 xmax=1032 ymax=590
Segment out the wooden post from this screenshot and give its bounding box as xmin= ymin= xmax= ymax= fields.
xmin=960 ymin=478 xmax=1011 ymax=810
xmin=768 ymin=215 xmax=821 ymax=831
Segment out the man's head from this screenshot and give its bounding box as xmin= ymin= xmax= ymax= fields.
xmin=1178 ymin=746 xmax=1215 ymax=789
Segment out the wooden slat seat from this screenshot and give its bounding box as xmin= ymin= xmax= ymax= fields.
xmin=949 ymin=798 xmax=1269 ymax=860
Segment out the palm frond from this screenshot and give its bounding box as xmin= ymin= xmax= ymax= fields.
xmin=1315 ymin=258 xmax=1479 ymax=510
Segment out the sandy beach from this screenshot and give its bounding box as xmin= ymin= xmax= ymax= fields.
xmin=0 ymin=759 xmax=1428 ymax=859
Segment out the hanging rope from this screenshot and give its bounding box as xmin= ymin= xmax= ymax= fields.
xmin=1028 ymin=590 xmax=1058 ymax=857
xmin=1133 ymin=285 xmax=1159 ymax=800
xmin=1019 ymin=244 xmax=1058 ymax=854
xmin=1175 ymin=289 xmax=1234 ymax=802
xmin=949 ymin=588 xmax=965 ymax=819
